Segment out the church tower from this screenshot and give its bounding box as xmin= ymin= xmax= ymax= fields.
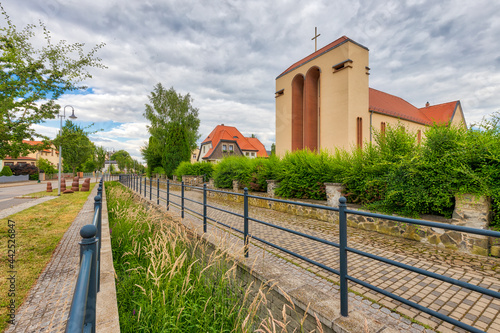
xmin=275 ymin=36 xmax=370 ymax=155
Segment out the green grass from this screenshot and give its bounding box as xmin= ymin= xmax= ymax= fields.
xmin=0 ymin=183 xmax=96 ymax=332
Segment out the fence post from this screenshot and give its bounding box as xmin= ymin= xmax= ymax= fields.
xmin=166 ymin=179 xmax=170 ymax=211
xmin=94 ymin=194 xmax=102 ymax=292
xmin=339 ymin=196 xmax=348 ymax=317
xmin=203 ymin=184 xmax=207 ymax=233
xmin=149 ymin=177 xmax=152 ymax=200
xmin=157 ymin=178 xmax=160 ymax=205
xmin=139 ymin=177 xmax=142 ymax=195
xmin=181 ymin=181 xmax=185 ymax=218
xmin=67 ymin=224 xmax=97 ymax=333
xmin=244 ymin=187 xmax=249 ymax=258
xmin=144 ymin=177 xmax=146 ymax=197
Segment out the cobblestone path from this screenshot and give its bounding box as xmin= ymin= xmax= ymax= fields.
xmin=135 ymin=183 xmax=500 ymax=333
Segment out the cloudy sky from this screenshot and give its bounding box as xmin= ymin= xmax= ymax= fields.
xmin=2 ymin=0 xmax=500 ymax=163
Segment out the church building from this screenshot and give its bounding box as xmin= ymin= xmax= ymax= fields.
xmin=275 ymin=35 xmax=466 ymax=155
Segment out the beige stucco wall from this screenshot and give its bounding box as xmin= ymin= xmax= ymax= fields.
xmin=275 ymin=40 xmax=370 ymax=156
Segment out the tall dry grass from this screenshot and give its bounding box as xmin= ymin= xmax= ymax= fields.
xmin=107 ymin=181 xmax=324 ymax=332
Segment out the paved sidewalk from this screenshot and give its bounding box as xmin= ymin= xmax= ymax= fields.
xmin=134 ymin=184 xmax=500 ymax=333
xmin=5 ymin=184 xmax=119 ymax=333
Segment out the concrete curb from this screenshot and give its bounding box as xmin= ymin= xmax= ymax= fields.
xmin=96 ymin=183 xmax=121 ymax=332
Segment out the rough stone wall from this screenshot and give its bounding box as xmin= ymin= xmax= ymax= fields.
xmin=206 ymin=189 xmax=497 ymax=257
xmin=181 ymin=175 xmax=204 ymax=186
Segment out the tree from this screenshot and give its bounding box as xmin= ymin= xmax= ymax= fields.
xmin=111 ymin=150 xmax=132 ymax=171
xmin=0 ymin=5 xmax=105 ymax=159
xmin=143 ymin=83 xmax=200 ymax=177
xmin=37 ymin=158 xmax=57 ymax=175
xmin=95 ymin=146 xmax=107 ymax=172
xmin=53 ymin=120 xmax=94 ymax=175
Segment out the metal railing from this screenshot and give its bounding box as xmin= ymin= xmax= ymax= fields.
xmin=66 ymin=178 xmax=104 ymax=333
xmin=119 ymin=175 xmax=500 ymax=333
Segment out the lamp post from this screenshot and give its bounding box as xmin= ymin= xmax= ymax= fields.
xmin=58 ymin=105 xmax=77 ymax=196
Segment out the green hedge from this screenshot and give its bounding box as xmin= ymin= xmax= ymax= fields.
xmin=174 ymin=161 xmax=214 ymax=182
xmin=0 ymin=165 xmax=13 ymax=176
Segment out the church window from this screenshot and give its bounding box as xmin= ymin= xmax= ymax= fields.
xmin=357 ymin=117 xmax=363 ymax=148
xmin=292 ymin=75 xmax=304 ymax=151
xmin=304 ymin=67 xmax=320 ymax=151
xmin=381 ymin=122 xmax=386 ymax=136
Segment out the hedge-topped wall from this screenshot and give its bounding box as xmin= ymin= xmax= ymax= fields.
xmin=176 ymin=117 xmax=500 ymax=230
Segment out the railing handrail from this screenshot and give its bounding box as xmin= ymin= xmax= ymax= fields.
xmin=120 ymin=175 xmax=500 ymax=333
xmin=66 ymin=177 xmax=104 ymax=333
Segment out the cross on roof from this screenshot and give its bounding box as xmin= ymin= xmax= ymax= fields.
xmin=311 ymin=27 xmax=320 ymax=51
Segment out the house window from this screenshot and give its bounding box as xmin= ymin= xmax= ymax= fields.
xmin=245 ymin=152 xmax=249 ymax=156
xmin=417 ymin=130 xmax=422 ymax=144
xmin=251 ymin=152 xmax=255 ymax=157
xmin=381 ymin=122 xmax=386 ymax=136
xmin=5 ymin=162 xmax=13 ymax=166
xmin=229 ymin=145 xmax=233 ymax=151
xmin=222 ymin=144 xmax=227 ymax=151
xmin=356 ymin=117 xmax=363 ymax=148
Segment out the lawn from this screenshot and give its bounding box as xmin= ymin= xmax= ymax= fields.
xmin=0 ymin=183 xmax=96 ymax=332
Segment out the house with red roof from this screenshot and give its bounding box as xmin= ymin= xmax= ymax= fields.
xmin=198 ymin=124 xmax=268 ymax=162
xmin=2 ymin=140 xmax=60 ymax=169
xmin=275 ymin=35 xmax=466 ymax=155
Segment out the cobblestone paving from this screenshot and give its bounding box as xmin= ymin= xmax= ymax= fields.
xmin=5 ymin=186 xmax=99 ymax=333
xmin=137 ymin=184 xmax=500 ymax=333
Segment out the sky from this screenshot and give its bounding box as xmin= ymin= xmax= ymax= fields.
xmin=2 ymin=0 xmax=500 ymax=163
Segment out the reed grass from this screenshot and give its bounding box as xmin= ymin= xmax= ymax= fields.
xmin=107 ymin=181 xmax=324 ymax=332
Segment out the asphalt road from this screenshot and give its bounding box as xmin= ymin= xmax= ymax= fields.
xmin=0 ymin=182 xmax=58 ymax=211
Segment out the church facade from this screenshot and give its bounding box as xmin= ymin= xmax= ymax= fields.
xmin=275 ymin=36 xmax=466 ymax=156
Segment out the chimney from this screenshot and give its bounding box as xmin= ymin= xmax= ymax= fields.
xmin=425 ymin=102 xmax=430 ymax=107
xmin=221 ymin=124 xmax=224 ymax=126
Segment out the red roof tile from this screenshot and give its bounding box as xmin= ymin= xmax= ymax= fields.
xmin=277 ymin=36 xmax=368 ymax=78
xmin=201 ymin=125 xmax=268 ymax=159
xmin=369 ymin=88 xmax=457 ymax=125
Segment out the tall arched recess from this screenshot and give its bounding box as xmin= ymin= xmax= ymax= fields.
xmin=304 ymin=66 xmax=320 ymax=151
xmin=291 ymin=74 xmax=304 ymax=151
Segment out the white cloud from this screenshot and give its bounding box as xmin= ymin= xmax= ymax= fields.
xmin=3 ymin=0 xmax=500 ymax=164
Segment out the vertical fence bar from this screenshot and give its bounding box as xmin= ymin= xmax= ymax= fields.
xmin=144 ymin=177 xmax=146 ymax=197
xmin=166 ymin=179 xmax=170 ymax=211
xmin=181 ymin=181 xmax=185 ymax=218
xmin=157 ymin=178 xmax=160 ymax=205
xmin=203 ymin=184 xmax=207 ymax=233
xmin=94 ymin=194 xmax=102 ymax=292
xmin=139 ymin=177 xmax=142 ymax=195
xmin=339 ymin=196 xmax=348 ymax=317
xmin=149 ymin=177 xmax=152 ymax=200
xmin=243 ymin=187 xmax=249 ymax=258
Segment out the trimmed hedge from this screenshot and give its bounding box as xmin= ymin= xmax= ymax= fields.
xmin=0 ymin=165 xmax=13 ymax=176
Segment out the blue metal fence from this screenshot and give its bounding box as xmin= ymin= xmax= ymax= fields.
xmin=66 ymin=178 xmax=104 ymax=333
xmin=119 ymin=175 xmax=500 ymax=333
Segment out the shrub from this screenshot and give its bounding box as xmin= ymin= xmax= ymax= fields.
xmin=9 ymin=163 xmax=38 ymax=176
xmin=275 ymin=149 xmax=338 ymax=200
xmin=212 ymin=156 xmax=254 ymax=188
xmin=175 ymin=161 xmax=214 ymax=182
xmin=0 ymin=165 xmax=13 ymax=176
xmin=37 ymin=158 xmax=57 ymax=175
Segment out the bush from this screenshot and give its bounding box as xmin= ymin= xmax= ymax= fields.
xmin=275 ymin=149 xmax=338 ymax=200
xmin=37 ymin=158 xmax=57 ymax=175
xmin=0 ymin=165 xmax=13 ymax=176
xmin=174 ymin=161 xmax=214 ymax=182
xmin=212 ymin=156 xmax=254 ymax=188
xmin=9 ymin=164 xmax=38 ymax=176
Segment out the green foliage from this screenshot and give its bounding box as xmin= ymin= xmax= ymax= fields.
xmin=0 ymin=5 xmax=105 ymax=159
xmin=53 ymin=120 xmax=94 ymax=175
xmin=111 ymin=150 xmax=132 ymax=171
xmin=174 ymin=161 xmax=214 ymax=182
xmin=142 ymin=83 xmax=200 ymax=177
xmin=153 ymin=166 xmax=165 ymax=176
xmin=106 ymin=182 xmax=263 ymax=332
xmin=36 ymin=158 xmax=56 ymax=175
xmin=212 ymin=156 xmax=254 ymax=189
xmin=0 ymin=165 xmax=12 ymax=176
xmin=275 ymin=150 xmax=337 ymax=200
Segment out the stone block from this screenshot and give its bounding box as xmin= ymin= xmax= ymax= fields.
xmin=325 ymin=183 xmax=345 ymax=208
xmin=491 ymin=246 xmax=500 ymax=257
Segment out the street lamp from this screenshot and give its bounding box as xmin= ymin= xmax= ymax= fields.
xmin=57 ymin=105 xmax=77 ymax=196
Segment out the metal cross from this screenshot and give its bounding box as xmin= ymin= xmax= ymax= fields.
xmin=312 ymin=27 xmax=321 ymax=51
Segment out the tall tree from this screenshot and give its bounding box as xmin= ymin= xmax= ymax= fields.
xmin=142 ymin=84 xmax=200 ymax=177
xmin=0 ymin=5 xmax=105 ymax=159
xmin=53 ymin=120 xmax=94 ymax=175
xmin=95 ymin=146 xmax=107 ymax=172
xmin=111 ymin=150 xmax=132 ymax=171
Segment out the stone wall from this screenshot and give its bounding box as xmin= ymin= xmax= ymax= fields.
xmin=206 ymin=188 xmax=497 ymax=257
